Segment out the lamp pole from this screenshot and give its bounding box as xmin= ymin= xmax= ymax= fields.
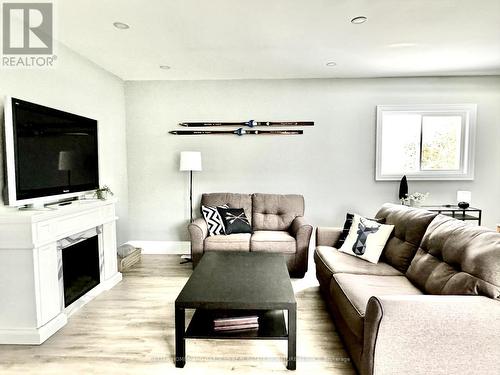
xmin=189 ymin=170 xmax=193 ymax=223
xmin=181 ymin=170 xmax=194 ymax=265
xmin=179 ymin=151 xmax=202 ymax=265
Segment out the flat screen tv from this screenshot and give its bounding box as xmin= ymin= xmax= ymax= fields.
xmin=3 ymin=97 xmax=99 ymax=207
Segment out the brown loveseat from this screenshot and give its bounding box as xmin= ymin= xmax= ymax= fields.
xmin=188 ymin=193 xmax=313 ymax=278
xmin=315 ymin=203 xmax=500 ymax=375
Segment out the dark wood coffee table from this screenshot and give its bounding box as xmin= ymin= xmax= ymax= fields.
xmin=175 ymin=252 xmax=297 ymax=370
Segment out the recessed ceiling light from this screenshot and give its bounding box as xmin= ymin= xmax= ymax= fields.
xmin=113 ymin=22 xmax=130 ymax=30
xmin=159 ymin=65 xmax=171 ymax=70
xmin=326 ymin=61 xmax=337 ymax=67
xmin=350 ymin=16 xmax=367 ymax=24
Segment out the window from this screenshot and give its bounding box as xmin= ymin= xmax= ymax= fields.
xmin=376 ymin=104 xmax=476 ymax=180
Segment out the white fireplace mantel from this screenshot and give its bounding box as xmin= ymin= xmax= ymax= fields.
xmin=0 ymin=199 xmax=122 ymax=345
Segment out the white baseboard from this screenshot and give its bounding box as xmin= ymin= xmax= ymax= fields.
xmin=125 ymin=240 xmax=190 ymax=255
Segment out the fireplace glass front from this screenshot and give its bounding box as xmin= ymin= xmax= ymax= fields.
xmin=62 ymin=235 xmax=100 ymax=307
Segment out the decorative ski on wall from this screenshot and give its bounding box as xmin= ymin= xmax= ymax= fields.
xmin=169 ymin=128 xmax=303 ymax=136
xmin=178 ymin=120 xmax=314 ymax=127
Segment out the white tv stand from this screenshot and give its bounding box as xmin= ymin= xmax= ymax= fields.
xmin=0 ymin=199 xmax=121 ymax=344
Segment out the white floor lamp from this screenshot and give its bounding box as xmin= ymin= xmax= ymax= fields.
xmin=180 ymin=151 xmax=202 ymax=263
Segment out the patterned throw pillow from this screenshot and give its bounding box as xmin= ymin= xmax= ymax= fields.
xmin=216 ymin=207 xmax=252 ymax=235
xmin=334 ymin=213 xmax=386 ymax=249
xmin=338 ymin=214 xmax=394 ymax=264
xmin=201 ymin=204 xmax=229 ymax=236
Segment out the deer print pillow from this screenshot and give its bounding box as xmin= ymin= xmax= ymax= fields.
xmin=338 ymin=214 xmax=394 ymax=263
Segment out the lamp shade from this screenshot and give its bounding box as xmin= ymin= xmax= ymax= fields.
xmin=180 ymin=151 xmax=202 ymax=171
xmin=58 ymin=151 xmax=76 ymax=171
xmin=457 ymin=190 xmax=471 ymax=203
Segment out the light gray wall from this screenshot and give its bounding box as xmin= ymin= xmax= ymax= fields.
xmin=0 ymin=43 xmax=129 ymax=243
xmin=125 ymin=76 xmax=500 ymax=241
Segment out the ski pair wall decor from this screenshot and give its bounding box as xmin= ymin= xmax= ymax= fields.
xmin=169 ymin=128 xmax=303 ymax=136
xmin=178 ymin=120 xmax=314 ymax=128
xmin=170 ymin=119 xmax=313 ymax=136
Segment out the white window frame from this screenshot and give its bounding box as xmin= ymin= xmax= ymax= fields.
xmin=375 ymin=104 xmax=477 ymax=181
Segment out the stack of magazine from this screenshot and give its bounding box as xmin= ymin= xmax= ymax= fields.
xmin=213 ymin=314 xmax=259 ymax=332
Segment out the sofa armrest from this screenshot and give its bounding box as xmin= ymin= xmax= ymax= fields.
xmin=315 ymin=227 xmax=342 ymax=247
xmin=362 ymin=295 xmax=500 ymax=375
xmin=290 ymin=216 xmax=313 ymax=250
xmin=188 ymin=218 xmax=208 ymax=266
xmin=290 ymin=216 xmax=313 ymax=277
xmin=290 ymin=216 xmax=311 ymax=236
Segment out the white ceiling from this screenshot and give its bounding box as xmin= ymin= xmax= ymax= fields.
xmin=57 ymin=0 xmax=500 ymax=81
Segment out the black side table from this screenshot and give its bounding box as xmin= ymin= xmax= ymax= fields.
xmin=420 ymin=205 xmax=482 ymax=225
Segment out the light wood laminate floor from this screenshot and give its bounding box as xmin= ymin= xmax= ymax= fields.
xmin=0 ymin=255 xmax=355 ymax=375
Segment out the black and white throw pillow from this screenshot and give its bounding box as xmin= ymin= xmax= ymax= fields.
xmin=216 ymin=207 xmax=252 ymax=235
xmin=334 ymin=213 xmax=386 ymax=249
xmin=338 ymin=214 xmax=394 ymax=264
xmin=334 ymin=213 xmax=355 ymax=248
xmin=201 ymin=204 xmax=229 ymax=236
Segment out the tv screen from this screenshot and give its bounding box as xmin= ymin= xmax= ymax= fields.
xmin=4 ymin=97 xmax=99 ymax=204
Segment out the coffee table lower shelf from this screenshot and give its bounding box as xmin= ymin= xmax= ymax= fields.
xmin=185 ymin=309 xmax=288 ymax=340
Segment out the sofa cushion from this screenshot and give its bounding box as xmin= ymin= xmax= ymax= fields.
xmin=250 ymin=230 xmax=296 ymax=254
xmin=252 ymin=193 xmax=304 ymax=231
xmin=330 ymin=274 xmax=423 ymax=339
xmin=204 ymin=233 xmax=251 ymax=252
xmin=375 ymin=203 xmax=438 ymax=273
xmin=407 ymin=214 xmax=500 ymax=299
xmin=202 ymin=193 xmax=253 ymax=225
xmin=315 ymin=246 xmax=403 ymax=279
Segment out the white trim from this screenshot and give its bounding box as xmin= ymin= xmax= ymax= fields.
xmin=375 ymin=104 xmax=477 ymax=181
xmin=0 ymin=313 xmax=67 ymax=345
xmin=126 ymin=240 xmax=190 ymax=255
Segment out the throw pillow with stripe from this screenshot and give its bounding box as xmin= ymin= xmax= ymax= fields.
xmin=201 ymin=204 xmax=229 ymax=236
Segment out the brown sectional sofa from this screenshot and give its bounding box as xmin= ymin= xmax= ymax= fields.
xmin=188 ymin=193 xmax=312 ymax=277
xmin=315 ymin=203 xmax=500 ymax=375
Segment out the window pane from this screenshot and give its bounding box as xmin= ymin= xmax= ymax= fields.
xmin=421 ymin=116 xmax=462 ymax=170
xmin=380 ymin=113 xmax=421 ymax=175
